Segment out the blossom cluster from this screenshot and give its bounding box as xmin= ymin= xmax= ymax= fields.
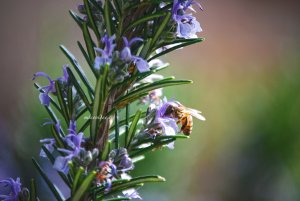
xmin=1 ymin=0 xmax=205 ymax=200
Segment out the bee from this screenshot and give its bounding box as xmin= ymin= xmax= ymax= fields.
xmin=164 ymin=101 xmax=205 ymax=135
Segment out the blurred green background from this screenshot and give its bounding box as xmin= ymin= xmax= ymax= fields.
xmin=1 ymin=0 xmax=300 ymax=200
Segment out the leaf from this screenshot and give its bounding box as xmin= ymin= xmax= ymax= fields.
xmin=77 ymin=41 xmax=98 ymax=77
xmin=123 ymin=12 xmax=166 ymax=34
xmin=105 ymin=198 xmax=130 ymax=201
xmin=131 ymin=76 xmax=175 ymax=91
xmin=104 ymin=0 xmax=114 ymax=36
xmin=132 ymin=155 xmax=145 ymax=163
xmin=98 ymin=175 xmax=165 ymax=197
xmin=79 ymin=119 xmax=91 ymax=133
xmin=30 ymin=178 xmax=37 ymax=201
xmin=114 ymin=110 xmax=120 ymax=149
xmin=149 ymin=38 xmax=205 ymax=61
xmin=66 ymin=67 xmax=92 ymax=113
xmin=132 ymin=135 xmax=189 ymax=148
xmin=100 ymin=140 xmax=111 ymax=161
xmin=71 ymin=171 xmax=96 ymax=201
xmin=91 ymin=65 xmax=109 ymax=141
xmin=69 ymin=10 xmax=84 ymax=28
xmin=82 ymin=22 xmax=96 ymax=63
xmin=112 ymin=0 xmax=121 ymax=17
xmin=109 ymin=62 xmax=169 ymax=94
xmin=114 ymin=79 xmax=192 ymax=109
xmin=90 ymin=0 xmax=104 ymax=13
xmin=113 ymin=92 xmax=149 ymax=110
xmin=72 ymin=167 xmax=85 ymax=194
xmin=45 ymin=106 xmax=60 ymax=126
xmin=55 ymin=81 xmax=70 ymax=124
xmin=151 ymin=12 xmax=171 ymax=50
xmin=126 ymin=110 xmax=142 ymax=148
xmin=84 ymin=0 xmax=101 ymax=40
xmin=139 ymin=38 xmax=152 ymax=59
xmin=32 ymin=158 xmax=65 ymax=201
xmin=60 ymin=45 xmax=94 ymax=100
xmin=130 ymin=139 xmax=175 ymax=158
xmin=51 ymin=125 xmax=65 ymax=148
xmin=135 ymin=62 xmax=170 ymax=82
xmin=67 ymin=84 xmax=74 ymax=118
xmin=76 ymin=106 xmax=88 ymax=120
xmin=125 ymin=102 xmax=129 ymax=141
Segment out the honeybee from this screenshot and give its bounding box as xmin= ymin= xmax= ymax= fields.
xmin=164 ymin=101 xmax=205 ymax=135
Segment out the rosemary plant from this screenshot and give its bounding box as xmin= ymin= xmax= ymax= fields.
xmin=0 ymin=0 xmax=205 ymax=200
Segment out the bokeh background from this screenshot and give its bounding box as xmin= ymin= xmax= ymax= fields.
xmin=1 ymin=0 xmax=300 ymax=200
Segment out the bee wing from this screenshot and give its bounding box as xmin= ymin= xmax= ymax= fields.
xmin=185 ymin=108 xmax=206 ymax=121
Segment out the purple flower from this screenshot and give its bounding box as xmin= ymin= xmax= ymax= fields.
xmin=57 ymin=65 xmax=69 ymax=83
xmin=147 ymin=99 xmax=182 ymax=149
xmin=109 ymin=148 xmax=134 ymax=172
xmin=39 ymin=138 xmax=56 ymax=157
xmin=175 ymin=14 xmax=202 ymax=38
xmin=32 ymin=72 xmax=56 ymax=106
xmin=96 ymin=161 xmax=118 ymax=191
xmin=54 ymin=121 xmax=85 ymax=174
xmin=33 ymin=66 xmax=69 ymax=106
xmin=132 ymin=57 xmax=150 ymax=73
xmin=172 ymin=0 xmax=203 ymax=39
xmin=94 ymin=35 xmax=116 ymax=69
xmin=121 ymin=37 xmax=143 ymax=62
xmin=39 ymin=120 xmax=61 ymax=157
xmin=121 ymin=37 xmax=150 ymax=73
xmin=0 ymin=178 xmax=21 ymax=201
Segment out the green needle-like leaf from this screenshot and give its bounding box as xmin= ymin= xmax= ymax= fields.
xmin=113 ymin=92 xmax=149 ymax=110
xmin=71 ymin=171 xmax=96 ymax=201
xmin=55 ymin=81 xmax=70 ymax=124
xmin=98 ymin=175 xmax=165 ymax=197
xmin=132 ymin=135 xmax=189 ymax=148
xmin=126 ymin=110 xmax=142 ymax=148
xmin=123 ymin=12 xmax=166 ymax=34
xmin=30 ymin=178 xmax=37 ymax=201
xmin=77 ymin=41 xmax=98 ymax=77
xmin=32 ymin=158 xmax=65 ymax=201
xmin=51 ymin=125 xmax=65 ymax=148
xmin=130 ymin=139 xmax=175 ymax=158
xmin=82 ymin=22 xmax=96 ymax=63
xmin=90 ymin=0 xmax=104 ymax=13
xmin=91 ymin=65 xmax=109 ymax=140
xmin=114 ymin=79 xmax=192 ymax=109
xmin=104 ymin=0 xmax=113 ymax=36
xmin=69 ymin=10 xmax=84 ymax=28
xmin=84 ymin=0 xmax=101 ymax=40
xmin=114 ymin=110 xmax=120 ymax=149
xmin=149 ymin=38 xmax=205 ymax=61
xmin=45 ymin=106 xmax=59 ymax=126
xmin=66 ymin=68 xmax=92 ymax=113
xmin=105 ymin=198 xmax=130 ymax=201
xmin=72 ymin=167 xmax=85 ymax=194
xmin=67 ymin=84 xmax=74 ymax=118
xmin=151 ymin=12 xmax=171 ymax=50
xmin=60 ymin=45 xmax=94 ymax=98
xmin=79 ymin=119 xmax=91 ymax=133
xmin=101 ymin=140 xmax=111 ymax=161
